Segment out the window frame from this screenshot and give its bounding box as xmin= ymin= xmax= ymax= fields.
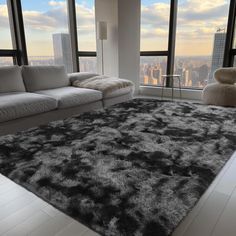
xmin=2 ymin=0 xmax=97 ymax=72
xmin=140 ymin=0 xmax=177 ymax=87
xmin=141 ymin=0 xmax=235 ymax=90
xmin=0 ymin=0 xmax=27 ymax=65
xmin=68 ymin=0 xmax=97 ymax=72
xmin=223 ymin=0 xmax=236 ymax=67
xmin=2 ymin=0 xmax=235 ymax=82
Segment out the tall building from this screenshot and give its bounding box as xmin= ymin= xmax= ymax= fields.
xmin=208 ymin=30 xmax=226 ymax=83
xmin=52 ymin=33 xmax=73 ymax=73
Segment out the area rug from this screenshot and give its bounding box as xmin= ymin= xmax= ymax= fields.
xmin=0 ymin=99 xmax=235 ymax=236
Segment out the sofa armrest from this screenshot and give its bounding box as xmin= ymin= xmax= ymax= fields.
xmin=68 ymin=72 xmax=99 ymax=84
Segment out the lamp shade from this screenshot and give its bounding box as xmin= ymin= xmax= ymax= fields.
xmin=97 ymin=21 xmax=107 ymax=40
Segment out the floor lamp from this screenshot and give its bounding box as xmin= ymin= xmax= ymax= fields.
xmin=97 ymin=21 xmax=107 ymax=75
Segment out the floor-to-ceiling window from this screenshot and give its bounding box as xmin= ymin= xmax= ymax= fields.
xmin=0 ymin=0 xmax=14 ymax=66
xmin=76 ymin=0 xmax=97 ymax=73
xmin=140 ymin=0 xmax=231 ymax=90
xmin=175 ymin=0 xmax=230 ymax=89
xmin=140 ymin=0 xmax=170 ymax=86
xmin=21 ymin=0 xmax=73 ymax=73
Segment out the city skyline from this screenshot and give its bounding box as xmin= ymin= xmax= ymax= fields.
xmin=140 ymin=29 xmax=226 ymax=88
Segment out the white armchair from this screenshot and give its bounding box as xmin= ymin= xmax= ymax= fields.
xmin=202 ymin=67 xmax=236 ymax=107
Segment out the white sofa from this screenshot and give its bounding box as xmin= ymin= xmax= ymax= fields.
xmin=0 ymin=66 xmax=134 ymax=135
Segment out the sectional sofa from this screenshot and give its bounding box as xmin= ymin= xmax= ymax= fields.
xmin=0 ymin=66 xmax=134 ymax=135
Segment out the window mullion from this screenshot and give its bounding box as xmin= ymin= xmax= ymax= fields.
xmin=223 ymin=0 xmax=236 ymax=67
xmin=67 ymin=0 xmax=80 ymax=72
xmin=166 ymin=0 xmax=178 ymax=87
xmin=8 ymin=0 xmax=28 ymax=65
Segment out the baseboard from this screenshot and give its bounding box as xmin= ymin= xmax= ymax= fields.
xmin=139 ymin=86 xmax=202 ymax=101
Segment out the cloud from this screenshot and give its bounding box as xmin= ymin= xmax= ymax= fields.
xmin=141 ymin=0 xmax=229 ymax=54
xmin=0 ymin=4 xmax=10 ymax=27
xmin=141 ymin=3 xmax=170 ymax=27
xmin=177 ymin=0 xmax=229 ymax=25
xmin=0 ymin=0 xmax=230 ymax=55
xmin=0 ymin=1 xmax=95 ymax=35
xmin=48 ymin=1 xmax=65 ymax=7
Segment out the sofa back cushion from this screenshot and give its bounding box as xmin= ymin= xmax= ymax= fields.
xmin=22 ymin=66 xmax=69 ymax=92
xmin=0 ymin=66 xmax=26 ymax=93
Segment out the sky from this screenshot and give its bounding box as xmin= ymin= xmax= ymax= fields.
xmin=0 ymin=0 xmax=230 ymax=57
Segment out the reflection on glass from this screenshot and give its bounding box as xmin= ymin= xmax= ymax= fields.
xmin=79 ymin=57 xmax=97 ymax=73
xmin=0 ymin=57 xmax=13 ymax=66
xmin=21 ymin=0 xmax=73 ymax=73
xmin=140 ymin=0 xmax=170 ymax=51
xmin=0 ymin=0 xmax=13 ymax=49
xmin=233 ymin=56 xmax=236 ymax=67
xmin=76 ymin=0 xmax=96 ymax=51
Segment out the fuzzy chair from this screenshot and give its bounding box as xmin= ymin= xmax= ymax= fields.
xmin=202 ymin=67 xmax=236 ymax=107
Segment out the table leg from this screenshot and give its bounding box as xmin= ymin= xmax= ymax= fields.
xmin=171 ymin=77 xmax=174 ymax=101
xmin=161 ymin=77 xmax=165 ymax=100
xmin=178 ymin=76 xmax=182 ymax=99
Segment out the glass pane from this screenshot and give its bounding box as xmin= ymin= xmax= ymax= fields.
xmin=175 ymin=0 xmax=230 ymax=89
xmin=21 ymin=0 xmax=73 ymax=73
xmin=234 ymin=19 xmax=236 ymax=49
xmin=140 ymin=56 xmax=167 ymax=86
xmin=0 ymin=57 xmax=13 ymax=66
xmin=0 ymin=0 xmax=13 ymax=49
xmin=140 ymin=0 xmax=170 ymax=51
xmin=79 ymin=57 xmax=97 ymax=73
xmin=76 ymin=0 xmax=96 ymax=51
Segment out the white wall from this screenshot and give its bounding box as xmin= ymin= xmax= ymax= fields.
xmin=95 ymin=0 xmax=141 ymax=94
xmin=118 ymin=0 xmax=141 ymax=94
xmin=95 ymin=0 xmax=119 ymax=77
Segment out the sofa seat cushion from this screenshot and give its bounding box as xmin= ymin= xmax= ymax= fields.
xmin=36 ymin=87 xmax=102 ymax=109
xmin=0 ymin=93 xmax=58 ymax=122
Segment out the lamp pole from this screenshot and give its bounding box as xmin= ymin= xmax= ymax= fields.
xmin=97 ymin=21 xmax=107 ymax=75
xmin=101 ymin=39 xmax=104 ymax=75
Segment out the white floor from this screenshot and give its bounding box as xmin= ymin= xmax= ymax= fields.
xmin=0 ymin=152 xmax=235 ymax=236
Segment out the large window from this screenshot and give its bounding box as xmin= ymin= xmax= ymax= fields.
xmin=175 ymin=0 xmax=230 ymax=89
xmin=140 ymin=0 xmax=232 ymax=90
xmin=76 ymin=0 xmax=97 ymax=73
xmin=21 ymin=0 xmax=73 ymax=72
xmin=140 ymin=0 xmax=170 ymax=86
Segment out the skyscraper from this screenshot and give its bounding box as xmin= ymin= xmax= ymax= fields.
xmin=53 ymin=33 xmax=73 ymax=73
xmin=208 ymin=30 xmax=226 ymax=84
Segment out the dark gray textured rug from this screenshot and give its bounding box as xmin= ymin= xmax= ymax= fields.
xmin=0 ymin=98 xmax=235 ymax=236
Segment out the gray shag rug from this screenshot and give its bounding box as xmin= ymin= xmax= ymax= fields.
xmin=0 ymin=98 xmax=235 ymax=236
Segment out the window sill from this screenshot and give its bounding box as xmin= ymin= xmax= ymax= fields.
xmin=139 ymin=85 xmax=202 ymax=101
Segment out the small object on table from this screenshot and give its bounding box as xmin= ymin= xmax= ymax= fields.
xmin=161 ymin=74 xmax=182 ymax=101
